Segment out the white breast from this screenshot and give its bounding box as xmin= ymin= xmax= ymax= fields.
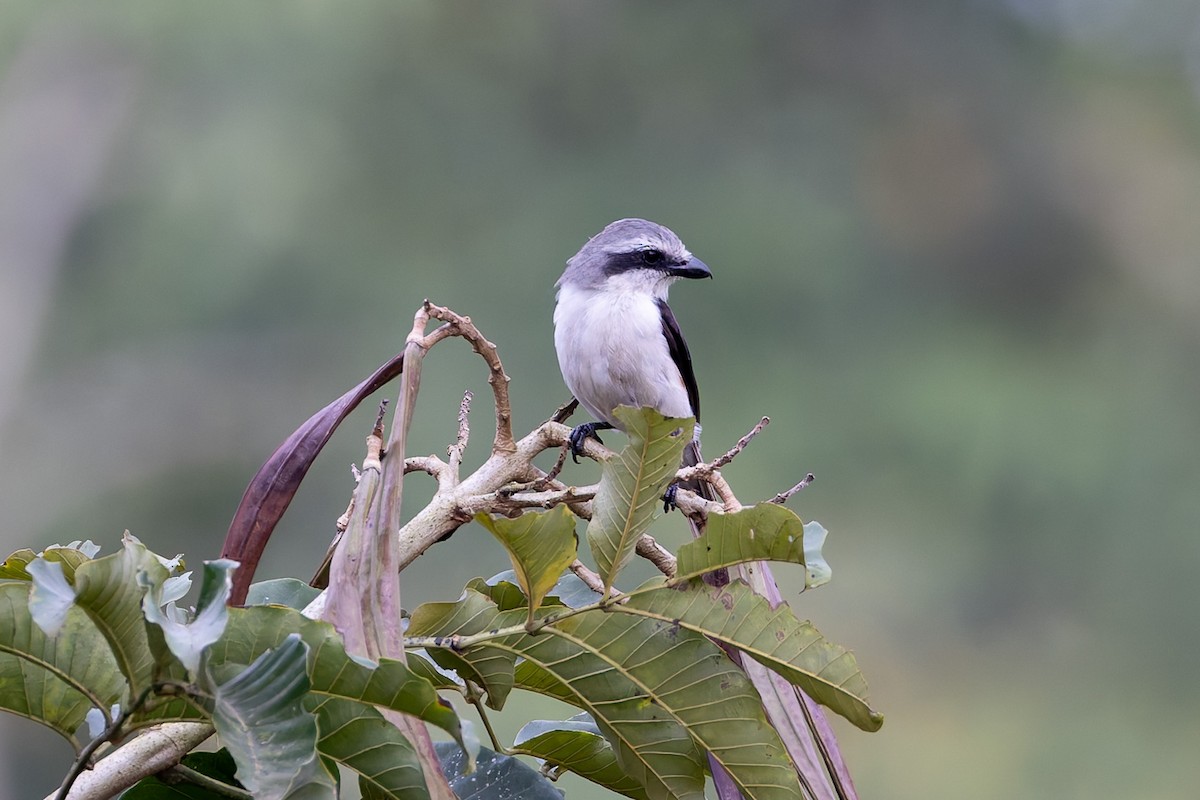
xmin=554 ymin=283 xmax=694 ymax=428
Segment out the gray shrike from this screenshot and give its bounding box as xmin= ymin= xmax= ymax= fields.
xmin=553 ymin=218 xmax=714 ymax=503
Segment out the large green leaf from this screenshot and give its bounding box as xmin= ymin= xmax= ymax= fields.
xmin=474 ymin=506 xmax=578 ymax=622
xmin=621 ymin=578 xmax=883 ymax=732
xmin=209 ymin=634 xmax=336 ymax=800
xmin=434 ymin=743 xmax=564 ymax=800
xmin=310 ymin=696 xmax=428 ymax=800
xmin=0 ymin=582 xmax=125 ymax=748
xmin=418 ymin=588 xmax=799 ymax=800
xmin=674 ymin=503 xmax=808 ymax=582
xmin=587 ymin=406 xmax=692 ymax=594
xmin=212 ymin=605 xmax=462 ymax=745
xmin=514 ymin=610 xmax=799 ymax=800
xmin=406 ymin=591 xmax=518 ymax=710
xmin=71 ymin=534 xmax=171 ymax=698
xmin=513 ymin=714 xmax=648 ymax=800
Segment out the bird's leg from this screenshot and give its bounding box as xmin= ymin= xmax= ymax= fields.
xmin=568 ymin=421 xmax=613 ymax=463
xmin=662 ymin=483 xmax=680 ymax=514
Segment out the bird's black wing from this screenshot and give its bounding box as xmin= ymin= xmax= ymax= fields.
xmin=656 ymin=298 xmax=700 ymax=422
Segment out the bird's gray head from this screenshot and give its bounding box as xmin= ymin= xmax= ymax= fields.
xmin=557 ymin=218 xmax=711 ymax=295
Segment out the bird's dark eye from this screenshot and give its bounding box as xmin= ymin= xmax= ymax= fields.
xmin=640 ymin=248 xmax=665 ymax=267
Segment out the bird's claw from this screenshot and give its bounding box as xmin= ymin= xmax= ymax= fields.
xmin=568 ymin=422 xmax=606 ymax=464
xmin=662 ymin=483 xmax=680 ymax=514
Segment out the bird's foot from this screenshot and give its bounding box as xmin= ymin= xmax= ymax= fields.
xmin=568 ymin=421 xmax=612 ymax=463
xmin=662 ymin=483 xmax=680 ymax=514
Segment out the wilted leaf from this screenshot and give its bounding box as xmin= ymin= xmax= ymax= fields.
xmin=802 ymin=521 xmax=832 ymax=590
xmin=588 ymin=406 xmax=692 ymax=594
xmin=434 ymin=743 xmax=564 ymax=800
xmin=675 ymin=503 xmax=809 ymax=582
xmin=26 ymin=558 xmax=76 ymax=636
xmin=222 ymin=350 xmax=406 ymax=605
xmin=475 ymin=506 xmax=578 ymax=622
xmin=621 ymin=578 xmax=883 ymax=731
xmin=513 ymin=714 xmax=648 ymax=800
xmin=0 ymin=583 xmax=125 ymax=749
xmin=142 ymin=559 xmax=236 ymax=675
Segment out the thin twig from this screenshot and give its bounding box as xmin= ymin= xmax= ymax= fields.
xmin=465 ymin=690 xmax=506 ymax=753
xmin=55 ymin=683 xmax=162 ymax=800
xmin=161 ymin=765 xmax=252 ymax=799
xmin=768 ymin=473 xmax=815 ymax=505
xmin=446 ymin=390 xmax=473 ymax=481
xmin=423 ymin=302 xmax=516 ymax=453
xmin=550 ymin=397 xmax=578 ymax=424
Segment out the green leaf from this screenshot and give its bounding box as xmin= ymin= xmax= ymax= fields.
xmin=513 ymin=714 xmax=648 ymax=800
xmin=674 ymin=503 xmax=808 ymax=582
xmin=142 ymin=559 xmax=236 ymax=675
xmin=621 ymin=577 xmax=883 ymax=732
xmin=0 ymin=543 xmax=98 ymax=582
xmin=27 ymin=558 xmax=76 ymax=636
xmin=474 ymin=506 xmax=579 ymax=622
xmin=0 ymin=582 xmax=125 ymax=748
xmin=466 ymin=575 xmax=533 ymax=611
xmin=211 ymin=605 xmax=462 ymax=745
xmin=587 ymin=406 xmax=692 ymax=594
xmin=434 ymin=743 xmax=564 ymax=800
xmin=310 ymin=696 xmax=429 ymax=800
xmin=208 ymin=634 xmax=337 ymax=800
xmin=71 ymin=534 xmax=171 ymax=698
xmin=507 ymin=610 xmax=798 ymax=800
xmin=802 ymin=521 xmax=832 ymax=589
xmin=246 ymin=578 xmax=322 ymax=610
xmin=405 ymin=650 xmax=463 ymax=690
xmin=407 ymin=590 xmax=517 ymax=710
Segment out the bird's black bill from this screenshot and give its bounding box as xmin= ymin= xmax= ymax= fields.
xmin=668 ymin=257 xmax=712 ymax=280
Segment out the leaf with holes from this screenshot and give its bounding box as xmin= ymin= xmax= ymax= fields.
xmin=674 ymin=503 xmax=809 ymax=582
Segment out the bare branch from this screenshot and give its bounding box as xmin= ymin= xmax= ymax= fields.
xmin=568 ymin=559 xmax=607 ymax=595
xmin=551 ymin=397 xmax=579 ymax=424
xmin=446 ymin=390 xmax=473 ymax=484
xmin=423 ymin=302 xmax=516 ymax=453
xmin=635 ymin=534 xmax=677 ymax=577
xmin=768 ymin=473 xmax=815 ymax=505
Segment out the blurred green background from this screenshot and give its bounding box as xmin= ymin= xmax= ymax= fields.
xmin=3 ymin=2 xmax=1198 ymax=798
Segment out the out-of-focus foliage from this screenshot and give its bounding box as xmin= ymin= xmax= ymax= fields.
xmin=1 ymin=1 xmax=1198 ymax=798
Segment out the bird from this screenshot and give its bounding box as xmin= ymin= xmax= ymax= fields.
xmin=553 ymin=217 xmax=715 ymax=509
